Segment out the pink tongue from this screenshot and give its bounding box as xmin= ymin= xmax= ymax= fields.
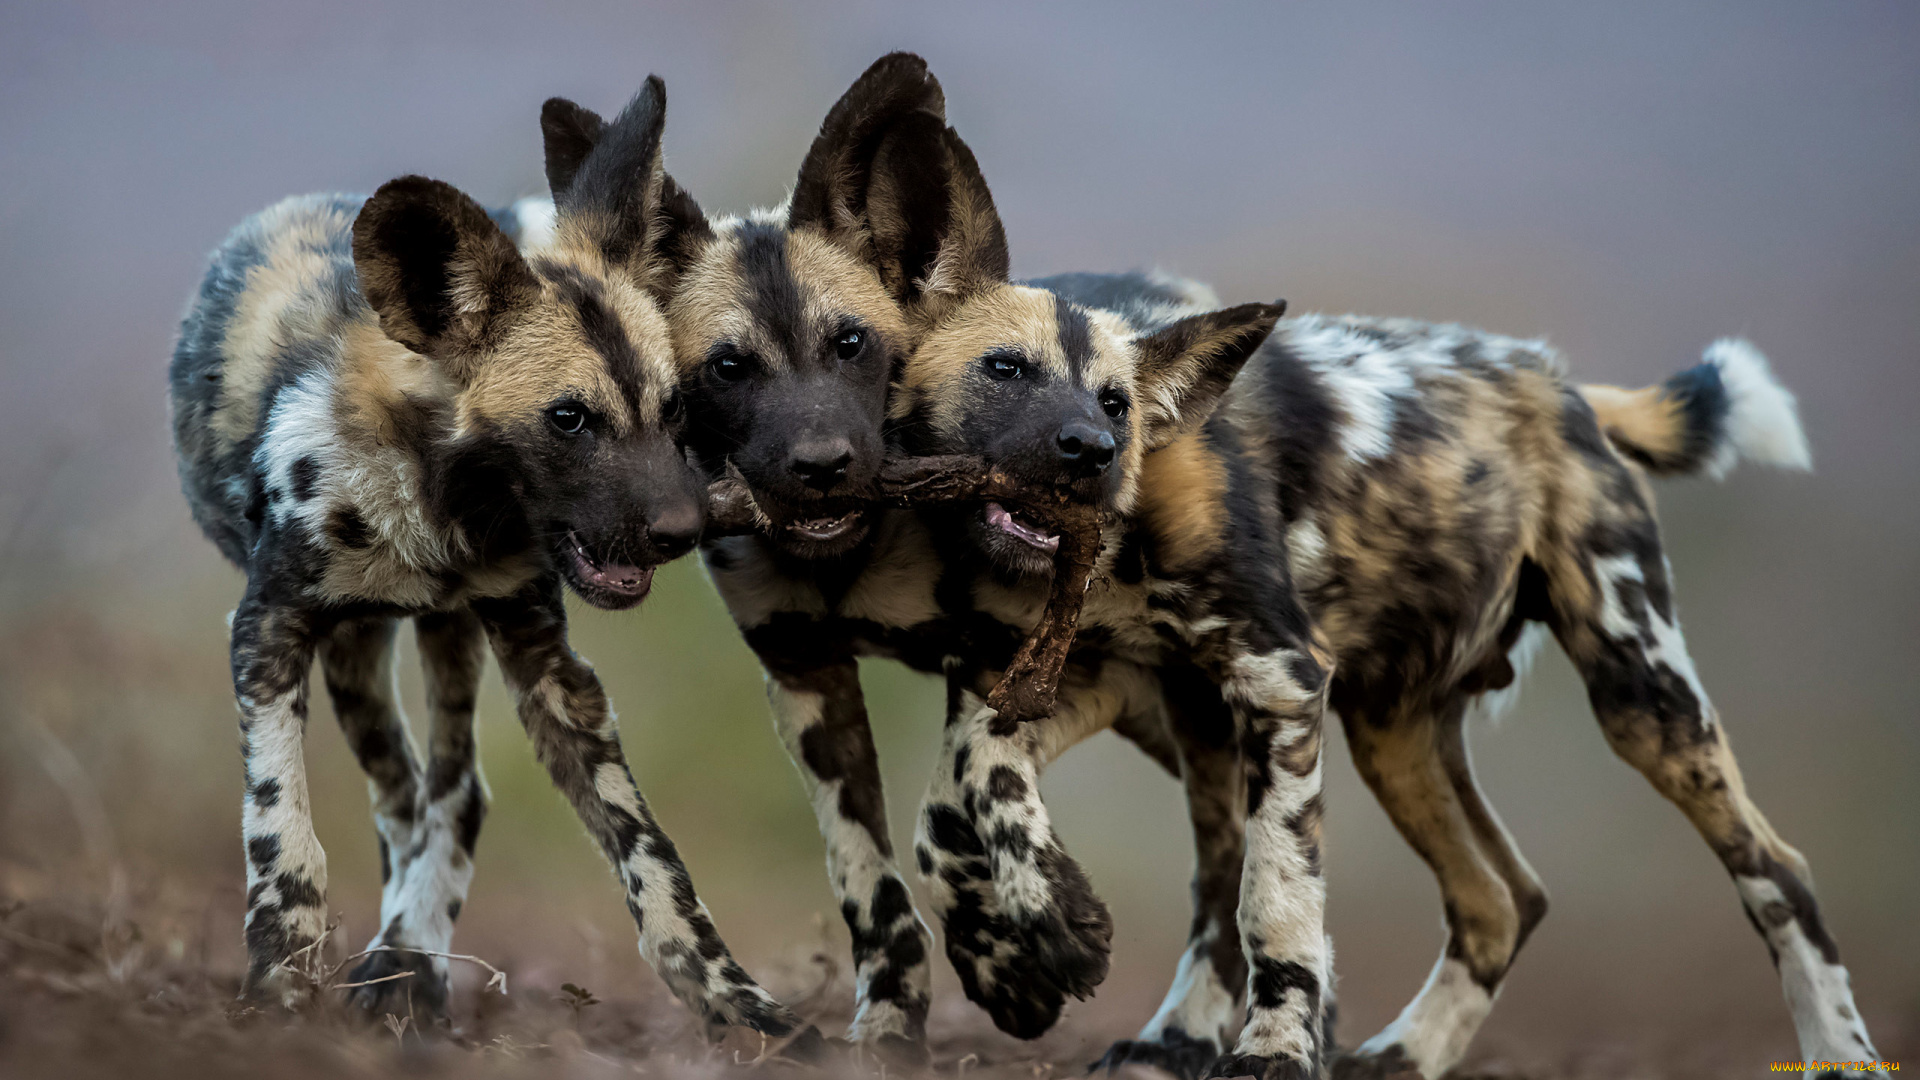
xmin=590 ymin=563 xmax=653 ymax=595
xmin=571 ymin=543 xmax=654 ymax=596
xmin=986 ymin=501 xmax=1060 ymax=553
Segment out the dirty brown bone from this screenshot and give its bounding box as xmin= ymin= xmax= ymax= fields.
xmin=704 ymin=455 xmax=1101 ymax=729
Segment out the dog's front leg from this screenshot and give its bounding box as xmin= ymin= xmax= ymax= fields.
xmin=472 ymin=578 xmax=814 ymax=1045
xmin=748 ymin=620 xmax=932 ymax=1060
xmin=918 ymin=668 xmax=1144 ymax=1038
xmin=1204 ymin=640 xmax=1333 ymax=1080
xmin=231 ymin=591 xmax=329 ymax=1007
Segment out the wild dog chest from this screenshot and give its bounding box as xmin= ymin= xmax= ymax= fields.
xmin=253 ymin=377 xmax=542 ymax=611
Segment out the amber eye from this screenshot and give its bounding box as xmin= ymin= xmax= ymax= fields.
xmin=1099 ymin=389 xmax=1130 ymax=419
xmin=833 ymin=328 xmax=865 ymax=361
xmin=547 ymin=403 xmax=589 ymax=435
xmin=983 ymin=351 xmax=1027 ymax=381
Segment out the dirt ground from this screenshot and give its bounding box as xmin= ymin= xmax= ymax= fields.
xmin=2 ymin=873 xmax=1910 ymax=1080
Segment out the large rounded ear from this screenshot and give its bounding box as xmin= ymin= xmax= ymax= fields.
xmin=790 ymin=52 xmax=946 ymax=247
xmin=901 ymin=126 xmax=1010 ymax=318
xmin=540 ymin=96 xmax=607 ymax=199
xmin=1134 ymin=301 xmax=1287 ymax=450
xmin=790 ymin=53 xmax=1007 ymax=318
xmin=353 ymin=175 xmax=539 ymax=379
xmin=546 ymin=75 xmax=710 ymax=289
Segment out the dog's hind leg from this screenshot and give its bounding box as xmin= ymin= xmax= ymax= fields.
xmin=327 ymin=612 xmax=489 ymax=1020
xmin=232 ymin=593 xmax=329 ymax=1007
xmin=1547 ymin=530 xmax=1880 ymax=1072
xmin=315 ymin=616 xmax=442 ymax=1017
xmin=1333 ymin=693 xmax=1545 ymax=1080
xmin=1095 ymin=663 xmax=1247 ymax=1080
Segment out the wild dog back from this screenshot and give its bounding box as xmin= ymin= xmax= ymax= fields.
xmin=172 ymin=192 xmax=370 ymax=569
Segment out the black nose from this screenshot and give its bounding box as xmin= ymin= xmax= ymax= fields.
xmin=647 ymin=501 xmax=703 ymax=560
xmin=790 ymin=439 xmax=853 ymax=493
xmin=1056 ymin=419 xmax=1115 ymax=477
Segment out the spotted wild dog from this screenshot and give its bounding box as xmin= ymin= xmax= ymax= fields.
xmin=532 ymin=55 xmax=967 ymax=1059
xmin=674 ymin=60 xmax=1879 ymax=1076
xmin=537 ymin=70 xmax=912 ymax=567
xmin=631 ymin=53 xmax=1287 ymax=1064
xmin=897 ymin=267 xmax=1881 ymax=1079
xmin=167 ymin=80 xmax=817 ymax=1043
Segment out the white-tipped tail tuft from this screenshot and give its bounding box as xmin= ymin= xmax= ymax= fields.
xmin=1702 ymin=338 xmax=1812 ymax=478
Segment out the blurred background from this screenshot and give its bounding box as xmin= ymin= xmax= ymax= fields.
xmin=1 ymin=1 xmax=1914 ymax=1074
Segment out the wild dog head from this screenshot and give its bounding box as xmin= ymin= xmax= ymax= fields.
xmin=353 ymin=77 xmax=703 ymax=609
xmin=877 ymin=119 xmax=1285 ymax=576
xmin=542 ymin=54 xmax=943 ymax=559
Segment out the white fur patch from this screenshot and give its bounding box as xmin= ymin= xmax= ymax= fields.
xmin=1701 ymin=338 xmax=1812 ymax=478
xmin=1591 ymin=553 xmax=1712 ymax=731
xmin=1734 ymin=876 xmax=1880 ymax=1069
xmin=371 ymin=775 xmax=484 ymax=980
xmin=506 ymin=195 xmax=558 ymax=253
xmin=1139 ymin=932 xmax=1239 ymax=1049
xmin=1358 ymin=956 xmax=1494 ymax=1078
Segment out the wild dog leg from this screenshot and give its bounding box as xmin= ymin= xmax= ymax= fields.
xmin=232 ymin=593 xmax=329 ymax=1006
xmin=1097 ymin=664 xmax=1249 ymax=1080
xmin=1204 ymin=641 xmax=1333 ymax=1080
xmin=1550 ymin=544 xmax=1880 ymax=1073
xmin=918 ymin=668 xmax=1153 ymax=1037
xmin=316 ymin=616 xmax=442 ymax=1016
xmin=334 ymin=611 xmax=490 ymax=1018
xmin=914 ymin=685 xmax=1082 ymax=1038
xmin=471 ymin=578 xmax=813 ymax=1043
xmin=1334 ymin=697 xmax=1546 ymax=1079
xmin=745 ymin=618 xmax=932 ymax=1057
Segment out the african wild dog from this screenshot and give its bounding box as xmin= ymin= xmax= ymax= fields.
xmin=675 ymin=59 xmax=1879 ymax=1076
xmin=536 ymin=54 xmax=963 ymax=1060
xmin=539 ymin=64 xmax=912 ymax=566
xmin=168 ymin=80 xmax=814 ymax=1043
xmin=665 ymin=54 xmax=1288 ymax=1063
xmin=898 ymin=266 xmax=1881 ymax=1078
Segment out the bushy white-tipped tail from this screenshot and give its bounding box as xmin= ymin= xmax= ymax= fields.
xmin=1579 ymin=338 xmax=1812 ymax=479
xmin=1702 ymin=338 xmax=1811 ymax=476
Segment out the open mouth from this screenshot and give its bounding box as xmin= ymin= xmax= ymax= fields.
xmin=985 ymin=501 xmax=1059 ymax=553
xmin=567 ymin=531 xmax=655 ymax=604
xmin=786 ymin=509 xmax=864 ymax=542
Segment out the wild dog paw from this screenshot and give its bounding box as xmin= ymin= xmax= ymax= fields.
xmin=1328 ymin=1046 xmax=1422 ymax=1079
xmin=1010 ymin=843 xmax=1112 ymax=1001
xmin=1204 ymin=1053 xmax=1319 ymax=1080
xmin=241 ymin=960 xmax=320 ymax=1013
xmin=772 ymin=1025 xmax=834 ymax=1064
xmin=859 ymin=1031 xmax=933 ymax=1070
xmin=1091 ymin=1030 xmax=1222 ymax=1080
xmin=343 ymin=947 xmax=447 ymax=1021
xmin=947 ymin=929 xmax=1068 ymax=1039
